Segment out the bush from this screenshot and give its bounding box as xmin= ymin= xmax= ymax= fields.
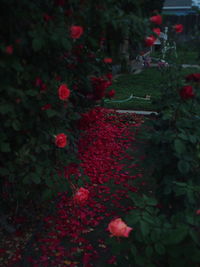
xmin=106 ymin=25 xmax=200 ymax=265
xmin=0 ymin=0 xmax=149 ymax=215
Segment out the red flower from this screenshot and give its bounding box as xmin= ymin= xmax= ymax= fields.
xmin=179 ymin=85 xmax=195 ymax=100
xmin=55 ymin=133 xmax=67 ymax=148
xmin=153 ymin=28 xmax=161 ymax=36
xmin=145 ymin=36 xmax=156 ymax=47
xmin=106 ymin=73 xmax=113 ymax=81
xmin=5 ymin=45 xmax=13 ymax=55
xmin=15 ymin=39 xmax=21 ymax=44
xmin=41 ymin=104 xmax=52 ymax=110
xmin=173 ymin=24 xmax=184 ymax=33
xmin=55 ymin=0 xmax=65 ymax=6
xmin=107 ymin=89 xmax=115 ymax=98
xmin=104 ymin=58 xmax=112 ymax=64
xmin=185 ymin=73 xmax=200 ymax=83
xmin=74 ymin=187 xmax=89 ymax=204
xmin=43 ymin=13 xmax=53 ymax=22
xmin=108 ymin=218 xmax=132 ymax=237
xmin=150 ymin=15 xmax=162 ymax=25
xmin=91 ymin=77 xmax=112 ymax=100
xmin=70 ymin=26 xmax=84 ymax=39
xmin=58 ymin=84 xmax=70 ymax=100
xmin=40 ymin=83 xmax=47 ymax=92
xmin=55 ymin=75 xmax=61 ymax=81
xmin=35 ymin=77 xmax=43 ymax=87
xmin=196 ymin=209 xmax=200 ymax=215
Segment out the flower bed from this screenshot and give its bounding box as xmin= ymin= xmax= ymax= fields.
xmin=3 ymin=107 xmax=143 ymax=266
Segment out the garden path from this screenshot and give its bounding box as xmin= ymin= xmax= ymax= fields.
xmin=10 ymin=108 xmax=143 ymax=267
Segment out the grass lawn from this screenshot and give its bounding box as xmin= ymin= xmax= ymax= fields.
xmin=151 ymin=44 xmax=200 ymax=66
xmin=105 ymin=67 xmax=199 ymax=110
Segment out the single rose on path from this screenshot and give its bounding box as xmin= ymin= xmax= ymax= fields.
xmin=108 ymin=218 xmax=132 ymax=237
xmin=74 ymin=187 xmax=89 ymax=204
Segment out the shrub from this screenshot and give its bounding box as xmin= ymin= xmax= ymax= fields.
xmin=106 ymin=21 xmax=200 ymax=265
xmin=0 ymin=0 xmax=149 ymax=214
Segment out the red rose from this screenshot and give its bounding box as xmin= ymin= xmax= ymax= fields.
xmin=15 ymin=39 xmax=21 ymax=44
xmin=107 ymin=89 xmax=115 ymax=98
xmin=106 ymin=73 xmax=113 ymax=81
xmin=104 ymin=58 xmax=112 ymax=64
xmin=173 ymin=24 xmax=183 ymax=33
xmin=153 ymin=28 xmax=161 ymax=36
xmin=55 ymin=0 xmax=65 ymax=6
xmin=145 ymin=36 xmax=156 ymax=47
xmin=91 ymin=76 xmax=112 ymax=100
xmin=55 ymin=133 xmax=67 ymax=148
xmin=40 ymin=83 xmax=47 ymax=92
xmin=74 ymin=187 xmax=89 ymax=204
xmin=43 ymin=13 xmax=53 ymax=22
xmin=41 ymin=104 xmax=52 ymax=110
xmin=196 ymin=209 xmax=200 ymax=215
xmin=150 ymin=15 xmax=162 ymax=25
xmin=58 ymin=84 xmax=70 ymax=100
xmin=108 ymin=218 xmax=132 ymax=238
xmin=70 ymin=26 xmax=84 ymax=39
xmin=185 ymin=73 xmax=200 ymax=83
xmin=55 ymin=75 xmax=61 ymax=81
xmin=5 ymin=45 xmax=13 ymax=55
xmin=35 ymin=77 xmax=43 ymax=87
xmin=179 ymin=85 xmax=195 ymax=100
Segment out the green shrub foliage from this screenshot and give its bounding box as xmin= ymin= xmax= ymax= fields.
xmin=107 ymin=65 xmax=200 ymax=265
xmin=0 ymin=0 xmax=148 ymax=209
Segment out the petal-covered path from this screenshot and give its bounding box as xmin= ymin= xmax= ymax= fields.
xmin=15 ymin=108 xmax=143 ymax=267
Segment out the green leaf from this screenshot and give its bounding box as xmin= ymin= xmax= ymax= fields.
xmin=143 ymin=212 xmax=154 ymax=224
xmin=189 ymin=229 xmax=200 ymax=245
xmin=32 ymin=38 xmax=44 ymax=51
xmin=41 ymin=144 xmax=50 ymax=151
xmin=0 ymin=142 xmax=11 ymax=152
xmin=174 ymin=139 xmax=185 ymax=154
xmin=145 ymin=245 xmax=153 ymax=257
xmin=31 ymin=174 xmax=41 ymax=184
xmin=151 ymin=230 xmax=160 ymax=242
xmin=126 ymin=210 xmax=141 ymax=224
xmin=0 ymin=168 xmax=9 ymax=176
xmin=131 ymin=245 xmax=137 ymax=257
xmin=46 ymin=109 xmax=58 ymax=118
xmin=155 ymin=243 xmax=165 ymax=255
xmin=178 ymin=160 xmax=190 ymax=174
xmin=45 ymin=177 xmax=54 ymax=187
xmin=12 ymin=61 xmax=24 ymax=72
xmin=140 ymin=220 xmax=150 ymax=237
xmin=61 ymin=37 xmax=71 ymax=49
xmin=129 ymin=193 xmax=145 ymax=208
xmin=12 ymin=120 xmax=21 ymax=131
xmin=146 ymin=196 xmax=157 ymax=206
xmin=189 ymin=135 xmax=197 ymax=144
xmin=0 ymin=104 xmax=13 ymax=114
xmin=43 ymin=189 xmax=53 ymax=200
xmin=165 ymin=227 xmax=188 ymax=244
xmin=26 ymin=90 xmax=38 ymax=96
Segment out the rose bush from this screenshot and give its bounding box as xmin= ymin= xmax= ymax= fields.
xmin=0 ymin=0 xmax=150 ymax=222
xmin=106 ymin=14 xmax=200 ymax=266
